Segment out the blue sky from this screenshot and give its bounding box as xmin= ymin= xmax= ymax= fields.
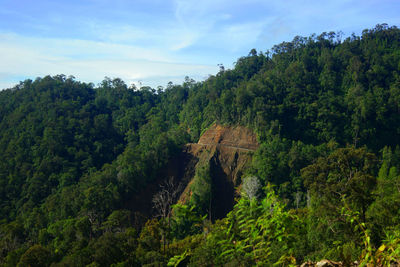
xmin=0 ymin=0 xmax=399 ymax=89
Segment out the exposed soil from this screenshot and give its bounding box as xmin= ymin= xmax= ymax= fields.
xmin=198 ymin=124 xmax=259 ymax=151
xmin=179 ymin=124 xmax=259 ymax=220
xmin=126 ymin=124 xmax=259 ymax=223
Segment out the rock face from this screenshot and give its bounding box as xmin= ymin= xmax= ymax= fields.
xmin=177 ymin=124 xmax=259 ymax=220
xmin=197 ymin=124 xmax=259 ymax=151
xmin=126 ymin=124 xmax=259 ymax=222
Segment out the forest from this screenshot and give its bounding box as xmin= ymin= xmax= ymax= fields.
xmin=0 ymin=24 xmax=400 ymax=266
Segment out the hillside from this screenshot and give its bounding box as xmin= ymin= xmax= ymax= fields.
xmin=178 ymin=124 xmax=258 ymax=220
xmin=0 ymin=24 xmax=400 ymax=266
xmin=124 ymin=124 xmax=258 ymax=221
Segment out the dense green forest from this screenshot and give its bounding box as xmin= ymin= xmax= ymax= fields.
xmin=1 ymin=24 xmax=400 ymax=266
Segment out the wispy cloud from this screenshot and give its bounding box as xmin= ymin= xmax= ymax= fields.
xmin=0 ymin=32 xmax=218 ymax=89
xmin=0 ymin=0 xmax=399 ymax=89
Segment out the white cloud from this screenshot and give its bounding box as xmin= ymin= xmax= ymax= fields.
xmin=171 ymin=0 xmax=238 ymax=50
xmin=0 ymin=32 xmax=218 ymax=89
xmin=1 ymin=0 xmax=399 ymax=90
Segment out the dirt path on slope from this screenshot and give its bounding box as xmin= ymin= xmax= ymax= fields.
xmin=195 ymin=142 xmax=257 ymax=152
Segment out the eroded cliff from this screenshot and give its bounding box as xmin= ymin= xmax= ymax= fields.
xmin=177 ymin=124 xmax=259 ymax=219
xmin=127 ymin=124 xmax=259 ymax=221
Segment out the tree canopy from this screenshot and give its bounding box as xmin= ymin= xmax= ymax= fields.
xmin=1 ymin=24 xmax=400 ymax=266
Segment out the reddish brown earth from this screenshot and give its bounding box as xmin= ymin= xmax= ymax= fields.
xmin=127 ymin=124 xmax=259 ymax=222
xmin=178 ymin=124 xmax=259 ymax=219
xmin=197 ymin=124 xmax=259 ymax=151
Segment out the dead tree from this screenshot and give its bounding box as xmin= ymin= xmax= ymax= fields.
xmin=152 ymin=177 xmax=182 ymax=220
xmin=152 ymin=177 xmax=182 ymax=253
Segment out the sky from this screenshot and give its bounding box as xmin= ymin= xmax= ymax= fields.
xmin=0 ymin=0 xmax=399 ymax=89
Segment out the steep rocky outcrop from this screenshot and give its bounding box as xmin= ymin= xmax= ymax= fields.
xmin=127 ymin=124 xmax=259 ymax=221
xmin=197 ymin=124 xmax=259 ymax=151
xmin=176 ymin=124 xmax=259 ymax=219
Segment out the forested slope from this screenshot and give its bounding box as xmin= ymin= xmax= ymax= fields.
xmin=0 ymin=24 xmax=400 ymax=266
